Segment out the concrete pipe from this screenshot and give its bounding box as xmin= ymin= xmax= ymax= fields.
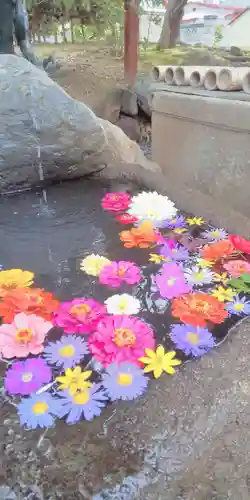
xmin=242 ymin=71 xmax=250 ymax=93
xmin=164 ymin=66 xmax=176 ymax=85
xmin=152 ymin=65 xmax=169 ymax=82
xmin=189 ymin=67 xmax=209 ymax=88
xmin=217 ymin=67 xmax=248 ymax=91
xmin=173 ymin=66 xmax=196 ymax=86
xmin=203 ymin=68 xmax=219 ymax=91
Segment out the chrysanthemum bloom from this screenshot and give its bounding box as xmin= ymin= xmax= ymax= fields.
xmin=102 ymin=362 xmax=148 ymax=400
xmin=43 ymin=335 xmax=89 ymax=369
xmin=184 ymin=266 xmax=214 ymax=286
xmin=0 ymin=287 xmax=59 ymax=323
xmin=56 ymin=366 xmax=92 ymax=395
xmin=128 ymin=191 xmax=177 ymax=223
xmin=88 ymin=315 xmax=155 ymax=367
xmin=80 ymin=254 xmax=111 ymax=276
xmin=201 ymin=228 xmax=228 ymax=242
xmin=99 ymin=261 xmax=141 ymax=288
xmin=5 ymin=358 xmax=52 ymax=395
xmin=225 ymin=295 xmax=250 ymax=316
xmin=211 ymin=286 xmax=236 ymax=302
xmin=223 ymin=260 xmax=250 ymax=278
xmin=172 ymin=292 xmax=228 ymax=327
xmin=115 ymin=213 xmax=138 ymax=225
xmin=17 ymin=393 xmax=62 ymax=429
xmin=155 ymin=263 xmax=191 ymax=299
xmin=0 ymin=269 xmax=34 ymax=297
xmin=229 ymin=234 xmax=250 ymax=254
xmin=105 ymin=294 xmax=141 ymax=315
xmin=186 ymin=217 xmax=205 ymax=226
xmin=56 ymin=384 xmax=108 ymax=423
xmin=101 ymin=192 xmax=131 ymax=212
xmin=160 ymin=244 xmax=189 ymax=262
xmin=53 ymin=298 xmax=107 ymax=334
xmin=119 ymin=222 xmax=160 ymax=249
xmin=0 ymin=312 xmax=53 ymax=359
xmin=139 ymin=346 xmax=181 ymax=378
xmin=201 ymin=240 xmax=235 ymax=261
xmin=169 ymin=324 xmax=215 ymax=357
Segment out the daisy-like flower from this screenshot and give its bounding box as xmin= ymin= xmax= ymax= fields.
xmin=99 ymin=261 xmax=141 ymax=288
xmin=53 ymin=298 xmax=107 ymax=334
xmin=17 ymin=393 xmax=62 ymax=429
xmin=102 ymin=362 xmax=148 ymax=401
xmin=186 ymin=217 xmax=205 ymax=226
xmin=101 ymin=192 xmax=131 ymax=212
xmin=104 ymin=294 xmax=141 ymax=315
xmin=56 ymin=366 xmax=92 ymax=395
xmin=162 ymin=215 xmax=187 ymax=229
xmin=184 ymin=266 xmax=214 ymax=286
xmin=196 ymin=258 xmax=215 ymax=269
xmin=211 ymin=286 xmax=236 ymax=302
xmin=225 ymin=296 xmax=250 ymax=316
xmin=149 ymin=253 xmax=166 ymax=264
xmin=0 ymin=269 xmax=34 ymax=297
xmin=213 ymin=272 xmax=228 ymax=285
xmin=169 ymin=324 xmax=215 ymax=357
xmin=201 ymin=228 xmax=228 ymax=241
xmin=4 ymin=358 xmax=52 ymax=395
xmin=160 ymin=244 xmax=189 ymax=262
xmin=128 ymin=191 xmax=177 ymax=223
xmin=56 ymin=384 xmax=108 ymax=423
xmin=173 ymin=228 xmax=188 ymax=234
xmin=43 ymin=335 xmax=89 ymax=369
xmin=80 ymin=254 xmax=111 ymax=277
xmin=139 ymin=346 xmax=181 ymax=378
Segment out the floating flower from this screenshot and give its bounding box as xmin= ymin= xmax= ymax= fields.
xmin=115 ymin=213 xmax=138 ymax=225
xmin=213 ymin=272 xmax=228 ymax=285
xmin=99 ymin=261 xmax=141 ymax=288
xmin=223 ymin=260 xmax=250 ymax=278
xmin=229 ymin=234 xmax=250 ymax=254
xmin=89 ymin=315 xmax=155 ymax=367
xmin=0 ymin=269 xmax=34 ymax=297
xmin=186 ymin=217 xmax=205 ymax=226
xmin=149 ymin=253 xmax=166 ymax=264
xmin=196 ymin=258 xmax=215 ymax=269
xmin=101 ymin=192 xmax=131 ymax=212
xmin=172 ymin=292 xmax=228 ymax=327
xmin=17 ymin=393 xmax=62 ymax=429
xmin=5 ymin=358 xmax=52 ymax=395
xmin=225 ymin=295 xmax=250 ymax=316
xmin=201 ymin=228 xmax=228 ymax=241
xmin=120 ymin=222 xmax=160 ymax=249
xmin=211 ymin=286 xmax=237 ymax=302
xmin=160 ymin=244 xmax=189 ymax=262
xmin=43 ymin=335 xmax=89 ymax=369
xmin=173 ymin=228 xmax=188 ymax=234
xmin=53 ymin=298 xmax=106 ymax=334
xmin=184 ymin=266 xmax=214 ymax=286
xmin=169 ymin=324 xmax=215 ymax=357
xmin=201 ymin=240 xmax=235 ymax=261
xmin=56 ymin=366 xmax=92 ymax=395
xmin=105 ymin=294 xmax=141 ymax=315
xmin=80 ymin=254 xmax=111 ymax=277
xmin=128 ymin=191 xmax=177 ymax=223
xmin=0 ymin=312 xmax=52 ymax=359
xmin=0 ymin=287 xmax=59 ymax=323
xmin=155 ymin=263 xmax=191 ymax=299
xmin=139 ymin=346 xmax=181 ymax=378
xmin=162 ymin=215 xmax=187 ymax=229
xmin=56 ymin=384 xmax=108 ymax=423
xmin=102 ymin=362 xmax=148 ymax=401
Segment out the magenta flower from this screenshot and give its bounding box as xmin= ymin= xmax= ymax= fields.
xmin=99 ymin=261 xmax=141 ymax=288
xmin=155 ymin=262 xmax=191 ymax=299
xmin=53 ymin=298 xmax=107 ymax=334
xmin=89 ymin=315 xmax=155 ymax=367
xmin=101 ymin=192 xmax=131 ymax=212
xmin=5 ymin=358 xmax=52 ymax=395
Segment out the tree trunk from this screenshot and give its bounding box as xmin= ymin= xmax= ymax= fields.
xmin=157 ymin=0 xmax=187 ymax=49
xmin=54 ymin=28 xmax=58 ymax=44
xmin=70 ymin=19 xmax=75 ymax=43
xmin=61 ymin=22 xmax=67 ymax=43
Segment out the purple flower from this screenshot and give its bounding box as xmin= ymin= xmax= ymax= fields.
xmin=162 ymin=215 xmax=187 ymax=229
xmin=17 ymin=392 xmax=62 ymax=429
xmin=56 ymin=383 xmax=108 ymax=423
xmin=43 ymin=335 xmax=89 ymax=369
xmin=5 ymin=358 xmax=52 ymax=396
xmin=102 ymin=362 xmax=148 ymax=401
xmin=225 ymin=295 xmax=250 ymax=316
xmin=155 ymin=262 xmax=191 ymax=299
xmin=160 ymin=244 xmax=189 ymax=262
xmin=169 ymin=324 xmax=215 ymax=357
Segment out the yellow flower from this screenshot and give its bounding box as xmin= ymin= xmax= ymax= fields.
xmin=139 ymin=345 xmax=181 ymax=378
xmin=213 ymin=272 xmax=228 ymax=285
xmin=196 ymin=258 xmax=215 ymax=268
xmin=211 ymin=286 xmax=236 ymax=302
xmin=56 ymin=366 xmax=92 ymax=395
xmin=173 ymin=228 xmax=187 ymax=234
xmin=186 ymin=217 xmax=205 ymax=226
xmin=80 ymin=254 xmax=111 ymax=276
xmin=149 ymin=253 xmax=170 ymax=264
xmin=0 ymin=269 xmax=34 ymax=297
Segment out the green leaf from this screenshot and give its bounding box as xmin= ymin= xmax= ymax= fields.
xmin=227 ymin=279 xmax=247 ymax=291
xmin=240 ymin=273 xmax=250 ymax=283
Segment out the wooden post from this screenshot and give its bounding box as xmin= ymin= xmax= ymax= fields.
xmin=124 ymin=0 xmax=140 ymax=88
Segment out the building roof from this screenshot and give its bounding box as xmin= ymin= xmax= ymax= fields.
xmin=228 ymin=6 xmax=248 ymax=22
xmin=183 ymin=2 xmax=244 ymax=10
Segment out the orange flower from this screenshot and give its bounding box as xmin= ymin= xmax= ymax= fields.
xmin=172 ymin=292 xmax=228 ymax=327
xmin=119 ymin=222 xmax=160 ymax=249
xmin=201 ymin=239 xmax=235 ymax=262
xmin=0 ymin=288 xmax=59 ymax=323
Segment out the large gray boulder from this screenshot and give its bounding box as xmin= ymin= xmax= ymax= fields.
xmin=0 ymin=55 xmax=160 ymax=193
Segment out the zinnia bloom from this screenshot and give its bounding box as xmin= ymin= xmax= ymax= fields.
xmin=53 ymin=298 xmax=107 ymax=334
xmin=120 ymin=222 xmax=160 ymax=249
xmin=128 ymin=191 xmax=177 ymax=223
xmin=56 ymin=366 xmax=92 ymax=395
xmin=0 ymin=312 xmax=53 ymax=359
xmin=223 ymin=260 xmax=250 ymax=278
xmin=184 ymin=266 xmax=214 ymax=286
xmin=169 ymin=324 xmax=215 ymax=357
xmin=229 ymin=234 xmax=250 ymax=254
xmin=172 ymin=292 xmax=228 ymax=327
xmin=201 ymin=240 xmax=235 ymax=261
xmin=5 ymin=358 xmax=52 ymax=395
xmin=139 ymin=346 xmax=181 ymax=378
xmin=80 ymin=254 xmax=111 ymax=276
xmin=99 ymin=261 xmax=141 ymax=288
xmin=0 ymin=287 xmax=59 ymax=323
xmin=56 ymin=384 xmax=108 ymax=423
xmin=225 ymin=295 xmax=250 ymax=316
xmin=17 ymin=393 xmax=62 ymax=429
xmin=201 ymin=228 xmax=228 ymax=242
xmin=88 ymin=315 xmax=155 ymax=367
xmin=211 ymin=286 xmax=236 ymax=302
xmin=186 ymin=217 xmax=205 ymax=226
xmin=155 ymin=263 xmax=191 ymax=299
xmin=115 ymin=213 xmax=138 ymax=225
xmin=102 ymin=362 xmax=148 ymax=400
xmin=104 ymin=294 xmax=141 ymax=315
xmin=101 ymin=192 xmax=131 ymax=212
xmin=43 ymin=335 xmax=89 ymax=369
xmin=0 ymin=269 xmax=34 ymax=297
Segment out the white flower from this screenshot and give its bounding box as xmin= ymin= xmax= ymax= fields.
xmin=80 ymin=254 xmax=111 ymax=276
xmin=184 ymin=266 xmax=214 ymax=286
xmin=105 ymin=294 xmax=141 ymax=315
xmin=201 ymin=228 xmax=228 ymax=241
xmin=128 ymin=191 xmax=177 ymax=223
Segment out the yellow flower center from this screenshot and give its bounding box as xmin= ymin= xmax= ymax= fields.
xmin=118 ymin=298 xmax=128 ymax=312
xmin=171 ymin=219 xmax=176 ymax=224
xmin=193 ymin=271 xmax=204 ymax=281
xmin=70 ymin=303 xmax=90 ymax=317
xmin=112 ymin=195 xmax=119 ymax=200
xmin=234 ymin=303 xmax=244 ymax=312
xmin=32 ymin=401 xmax=49 ymax=415
xmin=59 ymin=345 xmax=75 ymax=358
xmin=113 ymin=328 xmax=136 ymax=347
xmin=73 ymin=390 xmax=90 ymax=405
xmin=117 ymin=373 xmax=133 ymax=386
xmin=192 ymin=299 xmax=209 ymax=313
xmin=118 ymin=267 xmax=126 ymax=276
xmin=15 ymin=328 xmax=33 ymax=344
xmin=167 ymin=278 xmax=176 ymax=286
xmin=211 ymin=231 xmax=219 ymax=237
xmin=187 ymin=333 xmax=199 ymax=344
xmin=22 ymin=372 xmax=33 ymax=383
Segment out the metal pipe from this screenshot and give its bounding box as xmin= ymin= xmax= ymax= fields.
xmin=124 ymin=0 xmax=140 ymax=88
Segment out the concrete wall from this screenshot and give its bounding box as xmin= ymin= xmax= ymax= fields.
xmin=221 ymin=10 xmax=250 ymax=48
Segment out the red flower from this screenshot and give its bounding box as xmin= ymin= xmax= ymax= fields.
xmin=172 ymin=292 xmax=228 ymax=327
xmin=229 ymin=234 xmax=250 ymax=254
xmin=101 ymin=192 xmax=131 ymax=212
xmin=116 ymin=213 xmax=138 ymax=225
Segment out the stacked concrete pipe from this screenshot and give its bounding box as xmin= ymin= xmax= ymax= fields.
xmin=152 ymin=65 xmax=171 ymax=82
xmin=243 ymin=70 xmax=250 ymax=93
xmin=217 ymin=67 xmax=250 ymax=91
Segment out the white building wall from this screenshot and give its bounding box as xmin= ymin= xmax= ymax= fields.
xmin=221 ymin=10 xmax=250 ymax=47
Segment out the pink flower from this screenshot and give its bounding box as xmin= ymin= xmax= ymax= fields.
xmin=53 ymin=298 xmax=107 ymax=334
xmin=89 ymin=315 xmax=155 ymax=367
xmin=115 ymin=213 xmax=138 ymax=225
xmin=99 ymin=261 xmax=141 ymax=288
xmin=101 ymin=192 xmax=131 ymax=212
xmin=223 ymin=259 xmax=250 ymax=277
xmin=0 ymin=312 xmax=52 ymax=359
xmin=155 ymin=262 xmax=191 ymax=299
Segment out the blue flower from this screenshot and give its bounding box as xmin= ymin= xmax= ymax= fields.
xmin=56 ymin=383 xmax=108 ymax=424
xmin=43 ymin=335 xmax=89 ymax=369
xmin=160 ymin=244 xmax=189 ymax=262
xmin=201 ymin=228 xmax=228 ymax=242
xmin=169 ymin=324 xmax=215 ymax=357
xmin=17 ymin=393 xmax=62 ymax=429
xmin=225 ymin=295 xmax=250 ymax=316
xmin=102 ymin=362 xmax=149 ymax=401
xmin=161 ymin=215 xmax=187 ymax=229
